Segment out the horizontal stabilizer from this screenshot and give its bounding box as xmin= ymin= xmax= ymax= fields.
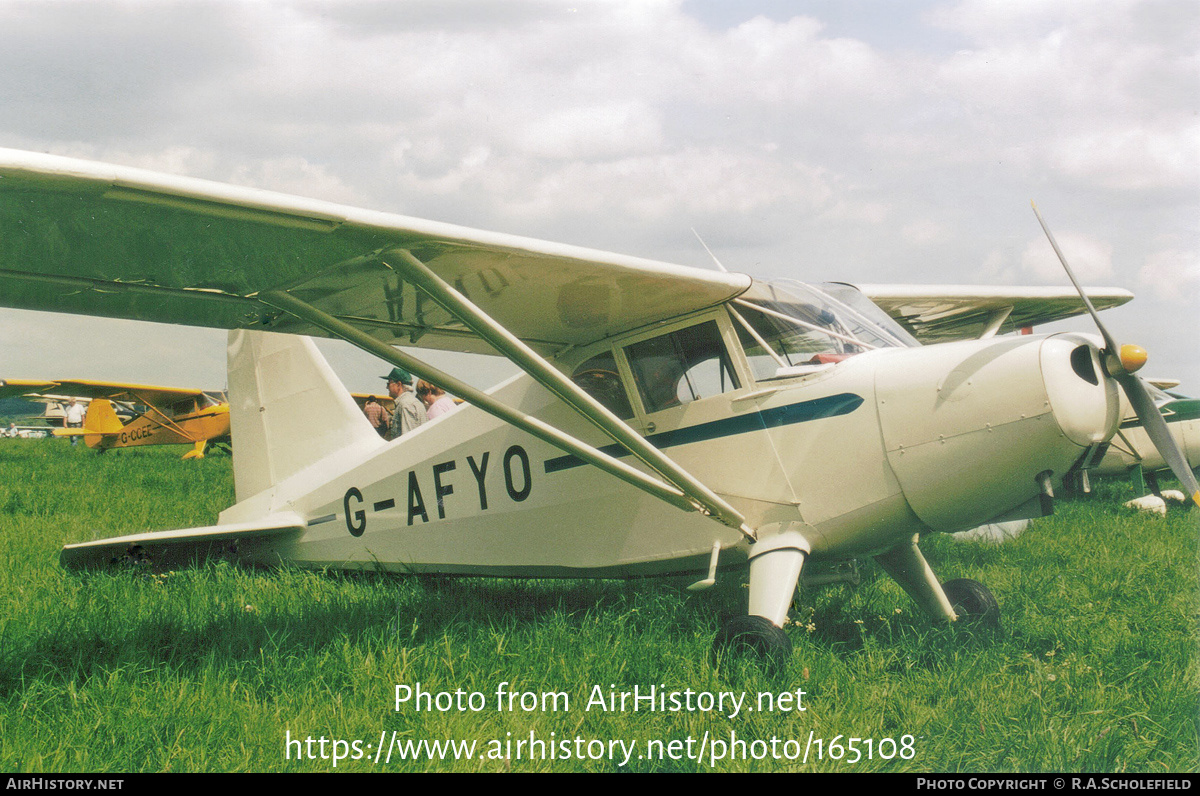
xmin=59 ymin=514 xmax=305 ymax=570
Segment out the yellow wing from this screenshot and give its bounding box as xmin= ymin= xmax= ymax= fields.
xmin=350 ymin=392 xmax=395 ymax=413
xmin=0 ymin=378 xmax=209 ymax=407
xmin=0 ymin=379 xmax=60 ymax=400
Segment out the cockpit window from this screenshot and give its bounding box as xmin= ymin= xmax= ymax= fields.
xmin=816 ymin=282 xmax=920 ymax=347
xmin=731 ymin=280 xmax=915 ymax=379
xmin=625 ymin=320 xmax=740 ymax=413
xmin=572 ymin=350 xmax=634 ymax=420
xmin=731 ymin=304 xmax=808 ymax=380
xmin=171 ymin=398 xmax=198 ymax=416
xmin=1144 ymin=382 xmax=1176 ymax=408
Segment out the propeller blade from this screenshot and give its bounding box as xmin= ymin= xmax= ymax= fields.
xmin=1117 ymin=372 xmax=1200 ymax=508
xmin=1031 ymin=201 xmax=1120 ymax=355
xmin=1033 ymin=202 xmax=1198 ymax=506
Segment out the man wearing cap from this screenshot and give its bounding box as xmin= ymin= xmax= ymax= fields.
xmin=383 ymin=367 xmax=427 ymax=441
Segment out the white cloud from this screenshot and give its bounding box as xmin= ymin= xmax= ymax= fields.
xmin=1 ymin=0 xmax=1197 ymax=387
xmin=515 ymin=103 xmax=664 ymax=159
xmin=1137 ymin=248 xmax=1200 ymax=304
xmin=1020 ymin=232 xmax=1113 ymax=283
xmin=1050 ymin=127 xmax=1200 ymax=191
xmin=902 ymin=218 xmax=948 ymax=245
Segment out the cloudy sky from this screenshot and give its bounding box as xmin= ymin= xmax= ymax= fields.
xmin=2 ymin=0 xmax=1197 ymax=393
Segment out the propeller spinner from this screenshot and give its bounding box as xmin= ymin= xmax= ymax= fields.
xmin=1032 ymin=202 xmax=1200 ymax=508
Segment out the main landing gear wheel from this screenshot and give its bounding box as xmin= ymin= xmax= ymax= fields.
xmin=711 ymin=615 xmax=792 ymax=671
xmin=942 ymin=578 xmax=1001 ymax=630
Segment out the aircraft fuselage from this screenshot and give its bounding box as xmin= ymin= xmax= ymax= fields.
xmin=219 ymin=328 xmax=1117 ymax=579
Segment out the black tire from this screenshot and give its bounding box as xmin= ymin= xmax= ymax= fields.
xmin=942 ymin=578 xmax=1001 ymax=630
xmin=711 ymin=615 xmax=792 ymax=671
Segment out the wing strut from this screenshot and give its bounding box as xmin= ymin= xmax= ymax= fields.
xmin=980 ymin=306 xmax=1013 ymax=339
xmin=380 ymin=248 xmax=752 ymax=534
xmin=259 ymin=286 xmax=755 ymax=539
xmin=135 ymin=397 xmax=201 ymax=442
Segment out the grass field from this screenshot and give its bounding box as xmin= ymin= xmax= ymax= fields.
xmin=1 ymin=439 xmax=1196 ymax=772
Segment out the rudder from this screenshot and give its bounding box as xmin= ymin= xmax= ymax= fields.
xmin=83 ymin=399 xmax=125 ymax=434
xmin=227 ymin=330 xmax=382 ymax=503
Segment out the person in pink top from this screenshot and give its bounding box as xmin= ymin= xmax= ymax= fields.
xmin=416 ymin=380 xmax=457 ymax=420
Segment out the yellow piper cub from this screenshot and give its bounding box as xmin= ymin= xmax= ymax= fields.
xmin=1 ymin=379 xmax=229 ymax=459
xmin=0 ymin=148 xmax=1194 ymax=667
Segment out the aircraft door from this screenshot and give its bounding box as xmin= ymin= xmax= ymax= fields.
xmin=616 ymin=317 xmax=797 ymax=513
xmin=623 ymin=319 xmax=741 ymax=430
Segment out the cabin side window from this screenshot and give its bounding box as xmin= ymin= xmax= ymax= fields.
xmin=571 ymin=350 xmax=634 ymax=420
xmin=171 ymin=398 xmax=197 ymax=416
xmin=624 ymin=320 xmax=740 ymax=414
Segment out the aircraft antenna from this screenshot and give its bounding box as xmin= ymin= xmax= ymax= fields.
xmin=691 ymin=228 xmax=728 ymax=273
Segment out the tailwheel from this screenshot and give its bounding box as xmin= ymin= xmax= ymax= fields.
xmin=942 ymin=578 xmax=1001 ymax=630
xmin=711 ymin=615 xmax=792 ymax=671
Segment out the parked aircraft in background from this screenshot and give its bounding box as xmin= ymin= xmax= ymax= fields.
xmin=1093 ymin=380 xmax=1200 ymax=494
xmin=856 ymin=283 xmax=1132 ymax=343
xmin=0 ymin=379 xmax=229 ymax=459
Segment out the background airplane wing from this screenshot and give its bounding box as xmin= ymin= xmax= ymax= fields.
xmin=350 ymin=393 xmax=395 ymax=413
xmin=856 ymin=284 xmax=1134 ymax=343
xmin=0 ymin=378 xmax=209 ymax=406
xmin=0 ymin=379 xmax=60 ymax=400
xmin=0 ymin=149 xmax=751 ymax=356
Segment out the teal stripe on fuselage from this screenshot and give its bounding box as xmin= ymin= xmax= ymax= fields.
xmin=543 ymin=392 xmax=865 ymax=473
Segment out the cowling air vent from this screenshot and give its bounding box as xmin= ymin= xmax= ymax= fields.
xmin=1070 ymin=344 xmax=1099 ymax=386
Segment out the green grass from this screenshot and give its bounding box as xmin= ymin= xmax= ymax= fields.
xmin=1 ymin=439 xmax=1196 ymax=772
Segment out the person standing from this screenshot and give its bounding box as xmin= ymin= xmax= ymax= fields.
xmin=64 ymin=398 xmax=85 ymax=446
xmin=362 ymin=396 xmax=388 ymax=437
xmin=382 ymin=367 xmax=427 ymax=440
xmin=416 ymin=380 xmax=457 ymax=420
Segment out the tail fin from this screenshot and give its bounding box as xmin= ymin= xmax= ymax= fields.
xmin=83 ymin=399 xmax=125 ymax=434
xmin=227 ymin=330 xmax=381 ymax=502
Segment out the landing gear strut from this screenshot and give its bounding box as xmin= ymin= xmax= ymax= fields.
xmin=875 ymin=534 xmax=1001 ymax=630
xmin=711 ymin=530 xmax=807 ymax=669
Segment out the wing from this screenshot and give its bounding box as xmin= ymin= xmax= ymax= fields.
xmin=350 ymin=392 xmax=395 ymax=413
xmin=0 ymin=149 xmax=756 ymax=533
xmin=0 ymin=378 xmax=208 ymax=407
xmin=857 ymin=284 xmax=1134 ymax=343
xmin=0 ymin=148 xmax=751 ymax=355
xmin=0 ymin=379 xmax=60 ymax=400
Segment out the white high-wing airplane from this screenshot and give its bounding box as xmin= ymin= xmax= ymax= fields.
xmin=1 ymin=148 xmax=1194 ymax=666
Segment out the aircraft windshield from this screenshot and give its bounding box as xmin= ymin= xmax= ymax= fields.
xmin=1144 ymin=383 xmax=1177 ymax=408
xmin=732 ymin=280 xmax=917 ymax=380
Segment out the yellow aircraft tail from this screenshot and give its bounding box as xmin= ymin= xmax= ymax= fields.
xmin=83 ymin=398 xmax=125 ymax=434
